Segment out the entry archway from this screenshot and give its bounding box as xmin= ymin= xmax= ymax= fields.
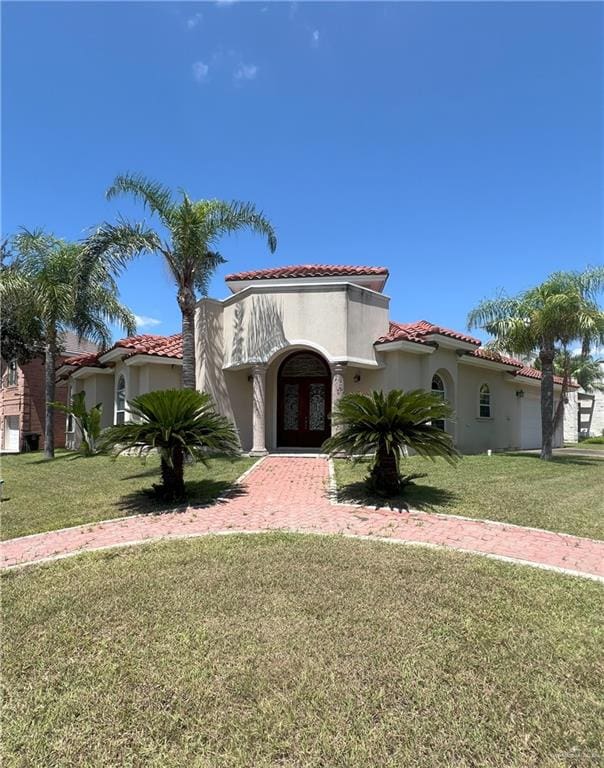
xmin=277 ymin=351 xmax=331 ymax=448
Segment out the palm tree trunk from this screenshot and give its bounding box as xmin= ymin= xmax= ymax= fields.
xmin=371 ymin=445 xmax=400 ymax=496
xmin=539 ymin=344 xmax=555 ymax=461
xmin=160 ymin=448 xmax=185 ymax=500
xmin=179 ymin=285 xmax=197 ymax=390
xmin=44 ymin=328 xmax=56 ymax=460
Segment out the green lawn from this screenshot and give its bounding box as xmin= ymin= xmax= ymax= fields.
xmin=3 ymin=534 xmax=603 ymax=768
xmin=0 ymin=451 xmax=256 ymax=541
xmin=334 ymin=453 xmax=604 ymax=540
xmin=565 ymin=441 xmax=604 ymax=449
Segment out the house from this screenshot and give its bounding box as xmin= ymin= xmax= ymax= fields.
xmin=56 ymin=334 xmax=182 ymax=450
xmin=61 ymin=264 xmax=574 ymax=454
xmin=564 ymin=387 xmax=604 ymax=442
xmin=0 ymin=332 xmax=99 ymax=453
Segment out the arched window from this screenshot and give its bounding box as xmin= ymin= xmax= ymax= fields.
xmin=66 ymin=385 xmax=74 ymax=433
xmin=431 ymin=374 xmax=446 ymax=431
xmin=116 ymin=375 xmax=126 ymax=424
xmin=7 ymin=360 xmax=18 ymax=387
xmin=479 ymin=384 xmax=491 ymax=418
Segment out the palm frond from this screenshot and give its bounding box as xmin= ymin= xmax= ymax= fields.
xmin=106 ymin=172 xmax=175 ymax=224
xmin=322 ymin=389 xmax=459 ymax=465
xmin=196 ymin=199 xmax=277 ymax=253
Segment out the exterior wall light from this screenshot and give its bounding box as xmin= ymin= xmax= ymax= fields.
xmin=353 ymin=373 xmax=361 ymax=383
xmin=515 ymin=389 xmax=525 ymax=398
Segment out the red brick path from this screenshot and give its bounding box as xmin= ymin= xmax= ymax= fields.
xmin=2 ymin=457 xmax=603 ymax=579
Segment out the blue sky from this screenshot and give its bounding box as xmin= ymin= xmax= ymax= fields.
xmin=3 ymin=1 xmax=603 ymax=342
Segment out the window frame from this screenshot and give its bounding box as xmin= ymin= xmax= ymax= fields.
xmin=431 ymin=374 xmax=446 ymax=431
xmin=66 ymin=385 xmax=75 ymax=433
xmin=7 ymin=359 xmax=18 ymax=388
xmin=478 ymin=383 xmax=492 ymax=419
xmin=115 ymin=374 xmax=126 ymax=425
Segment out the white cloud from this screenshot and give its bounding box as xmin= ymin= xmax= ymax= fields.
xmin=233 ymin=63 xmax=258 ymax=82
xmin=311 ymin=29 xmax=320 ymax=47
xmin=192 ymin=61 xmax=210 ymax=82
xmin=134 ymin=315 xmax=162 ymax=330
xmin=186 ymin=12 xmax=203 ymax=29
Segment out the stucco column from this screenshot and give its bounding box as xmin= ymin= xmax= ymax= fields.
xmin=331 ymin=363 xmax=346 ymax=436
xmin=251 ymin=364 xmax=268 ymax=455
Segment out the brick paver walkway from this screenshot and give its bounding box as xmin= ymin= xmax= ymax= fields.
xmin=2 ymin=457 xmax=603 ymax=580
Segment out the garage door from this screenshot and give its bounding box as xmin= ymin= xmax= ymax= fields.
xmin=3 ymin=416 xmax=20 ymax=452
xmin=520 ymin=397 xmax=541 ymax=449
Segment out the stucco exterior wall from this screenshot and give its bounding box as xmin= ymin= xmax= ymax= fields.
xmin=212 ymin=283 xmax=389 ymax=370
xmin=146 ymin=364 xmax=182 ymax=392
xmin=456 ymin=365 xmax=518 ymax=453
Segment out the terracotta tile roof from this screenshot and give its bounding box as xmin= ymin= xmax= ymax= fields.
xmin=225 ymin=264 xmax=389 ymax=281
xmin=376 ymin=320 xmax=481 ymax=347
xmin=62 ymin=352 xmax=105 ymax=368
xmin=514 ymin=366 xmax=576 ymax=387
xmin=469 ymin=348 xmax=524 ymax=367
xmin=112 ymin=333 xmax=183 ymax=359
xmin=64 ymin=334 xmax=182 ymax=370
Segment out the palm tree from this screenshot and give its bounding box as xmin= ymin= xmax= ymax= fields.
xmin=565 ymin=354 xmax=604 ymax=393
xmin=322 ymin=389 xmax=459 ymax=497
xmin=2 ymin=229 xmax=136 ymax=459
xmin=83 ymin=173 xmax=277 ymax=389
xmin=99 ymin=389 xmax=240 ymax=501
xmin=468 ymin=267 xmax=604 ymax=460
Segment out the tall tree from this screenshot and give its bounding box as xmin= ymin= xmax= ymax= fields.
xmin=1 ymin=240 xmax=44 ymax=363
xmin=1 ymin=229 xmax=136 ymax=459
xmin=83 ymin=174 xmax=277 ymax=389
xmin=468 ymin=267 xmax=604 ymax=460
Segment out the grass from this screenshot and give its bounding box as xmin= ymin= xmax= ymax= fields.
xmin=3 ymin=534 xmax=603 ymax=767
xmin=0 ymin=450 xmax=256 ymax=540
xmin=577 ymin=437 xmax=604 ymax=447
xmin=334 ymin=453 xmax=604 ymax=540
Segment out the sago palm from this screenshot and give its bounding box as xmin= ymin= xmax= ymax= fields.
xmin=99 ymin=389 xmax=240 ymax=501
xmin=468 ymin=267 xmax=604 ymax=460
xmin=322 ymin=389 xmax=459 ymax=497
xmin=83 ymin=173 xmax=277 ymax=389
xmin=2 ymin=229 xmax=136 ymax=458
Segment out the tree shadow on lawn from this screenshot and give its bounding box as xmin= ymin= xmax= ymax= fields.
xmin=337 ymin=479 xmax=459 ymax=513
xmin=117 ymin=479 xmax=248 ymax=517
xmin=30 ymin=452 xmax=83 ymax=465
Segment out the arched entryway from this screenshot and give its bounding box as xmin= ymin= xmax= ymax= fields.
xmin=277 ymin=351 xmax=331 ymax=448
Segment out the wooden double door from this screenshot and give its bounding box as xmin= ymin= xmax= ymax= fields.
xmin=277 ymin=352 xmax=331 ymax=449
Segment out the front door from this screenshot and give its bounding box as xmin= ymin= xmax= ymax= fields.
xmin=277 ymin=352 xmax=331 ymax=448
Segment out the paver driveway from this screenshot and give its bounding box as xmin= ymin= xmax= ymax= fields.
xmin=2 ymin=456 xmax=603 ymax=579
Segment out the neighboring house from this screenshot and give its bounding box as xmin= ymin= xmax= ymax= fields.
xmin=60 ymin=264 xmax=576 ymax=454
xmin=56 ymin=334 xmax=182 ymax=450
xmin=564 ymin=387 xmax=604 ymax=442
xmin=0 ymin=332 xmax=99 ymax=453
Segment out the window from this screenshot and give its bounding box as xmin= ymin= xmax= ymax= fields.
xmin=431 ymin=374 xmax=446 ymax=431
xmin=7 ymin=360 xmax=18 ymax=387
xmin=116 ymin=375 xmax=126 ymax=424
xmin=479 ymin=384 xmax=491 ymax=418
xmin=66 ymin=386 xmax=74 ymax=433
